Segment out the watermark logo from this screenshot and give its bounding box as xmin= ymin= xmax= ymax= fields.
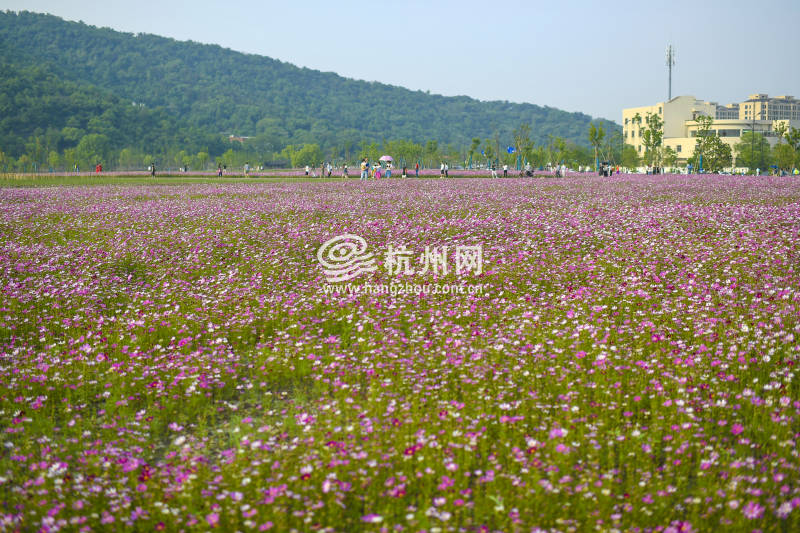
xmin=317 ymin=233 xmax=483 ymax=283
xmin=317 ymin=234 xmax=378 ymax=282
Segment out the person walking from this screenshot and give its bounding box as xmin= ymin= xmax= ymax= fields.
xmin=386 ymin=162 xmax=392 ymax=179
xmin=444 ymin=163 xmax=449 ymax=178
xmin=305 ymin=165 xmax=310 ymax=176
xmin=150 ymin=162 xmax=156 ymax=177
xmin=503 ymin=163 xmax=508 ymax=177
xmin=327 ymin=162 xmax=332 ymax=177
xmin=360 ymin=158 xmax=368 ymax=181
xmin=342 ymin=164 xmax=349 ymax=178
xmin=217 ymin=163 xmax=222 ymax=177
xmin=440 ymin=162 xmax=445 ymax=178
xmin=491 ymin=162 xmax=498 ymax=178
xmin=415 ymin=162 xmax=419 ymax=178
xmin=402 ymin=165 xmax=408 ymax=178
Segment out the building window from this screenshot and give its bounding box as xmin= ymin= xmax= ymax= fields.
xmin=638 ymin=145 xmax=642 ymax=153
xmin=677 ymin=145 xmax=682 ymax=153
xmin=658 ymin=106 xmax=662 ymax=114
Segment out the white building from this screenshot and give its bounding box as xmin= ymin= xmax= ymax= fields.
xmin=622 ymin=95 xmax=799 ymax=166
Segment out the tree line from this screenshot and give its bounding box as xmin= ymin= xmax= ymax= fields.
xmin=0 ymin=10 xmax=618 ymax=171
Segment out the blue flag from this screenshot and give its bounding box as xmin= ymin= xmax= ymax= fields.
xmin=507 ymin=146 xmax=516 ymax=154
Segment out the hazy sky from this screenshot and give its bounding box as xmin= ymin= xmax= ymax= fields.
xmin=2 ymin=0 xmax=798 ymax=123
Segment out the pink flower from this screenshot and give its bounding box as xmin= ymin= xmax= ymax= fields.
xmin=731 ymin=424 xmax=744 ymax=436
xmin=206 ymin=512 xmax=219 ymax=527
xmin=742 ymin=501 xmax=764 ymax=519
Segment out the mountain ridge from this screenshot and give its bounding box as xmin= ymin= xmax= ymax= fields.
xmin=0 ymin=10 xmax=619 ymax=165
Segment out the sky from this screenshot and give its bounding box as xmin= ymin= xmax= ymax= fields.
xmin=2 ymin=0 xmax=798 ymax=124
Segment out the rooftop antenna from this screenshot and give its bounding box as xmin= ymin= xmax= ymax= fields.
xmin=666 ymin=45 xmax=676 ymax=101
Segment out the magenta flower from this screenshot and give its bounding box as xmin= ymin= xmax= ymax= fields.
xmin=742 ymin=501 xmax=764 ymax=519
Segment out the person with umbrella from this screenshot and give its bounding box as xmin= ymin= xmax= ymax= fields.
xmin=379 ymin=155 xmax=393 ymax=178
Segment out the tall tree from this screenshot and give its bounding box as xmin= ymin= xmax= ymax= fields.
xmin=688 ymin=115 xmax=733 ymax=172
xmin=588 ymin=122 xmax=605 ymax=170
xmin=641 ymin=112 xmax=664 ymax=170
xmin=512 ymin=124 xmax=532 ymax=173
xmin=482 ymin=138 xmax=495 ymax=166
xmin=467 ymin=137 xmax=480 ymax=169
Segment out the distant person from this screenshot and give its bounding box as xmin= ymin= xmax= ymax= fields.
xmin=491 ymin=162 xmax=498 ymax=178
xmin=150 ymin=162 xmax=156 ymax=177
xmin=415 ymin=162 xmax=419 ymax=178
xmin=305 ymin=165 xmax=310 ymax=176
xmin=444 ymin=163 xmax=449 ymax=178
xmin=327 ymin=162 xmax=332 ymax=177
xmin=402 ymin=165 xmax=408 ymax=178
xmin=360 ymin=158 xmax=368 ymax=181
xmin=244 ymin=162 xmax=250 ymax=175
xmin=217 ymin=163 xmax=223 ymax=177
xmin=342 ymin=164 xmax=349 ymax=178
xmin=374 ymin=164 xmax=382 ymax=179
xmin=503 ymin=163 xmax=508 ymax=177
xmin=440 ymin=162 xmax=445 ymax=178
xmin=386 ymin=163 xmax=392 ymax=178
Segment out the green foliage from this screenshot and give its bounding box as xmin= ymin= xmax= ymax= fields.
xmin=467 ymin=137 xmax=480 ymax=168
xmin=662 ymin=146 xmax=678 ymax=169
xmin=512 ymin=124 xmax=533 ymax=171
xmin=773 ymin=143 xmax=795 ymax=171
xmin=688 ymin=115 xmax=732 ymax=173
xmin=0 ymin=10 xmax=619 ymax=169
xmin=482 ymin=138 xmax=495 ymax=165
xmin=786 ymin=126 xmax=800 ymax=151
xmin=641 ymin=112 xmax=664 ymax=167
xmin=291 ymin=144 xmax=323 ymax=168
xmin=621 ymin=144 xmax=640 ymax=169
xmin=734 ymin=131 xmax=771 ymax=171
xmin=76 ymin=133 xmax=110 ymax=167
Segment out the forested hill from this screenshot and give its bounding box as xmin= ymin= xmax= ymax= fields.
xmin=0 ymin=10 xmax=618 ymax=162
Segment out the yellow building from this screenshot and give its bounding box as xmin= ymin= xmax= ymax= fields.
xmin=741 ymin=94 xmax=800 ymax=121
xmin=622 ymin=94 xmax=800 ymax=167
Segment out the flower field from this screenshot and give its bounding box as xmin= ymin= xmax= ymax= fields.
xmin=1 ymin=175 xmax=799 ymax=532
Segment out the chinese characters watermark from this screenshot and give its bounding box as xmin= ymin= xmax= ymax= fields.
xmin=318 ymin=234 xmax=483 ymax=283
